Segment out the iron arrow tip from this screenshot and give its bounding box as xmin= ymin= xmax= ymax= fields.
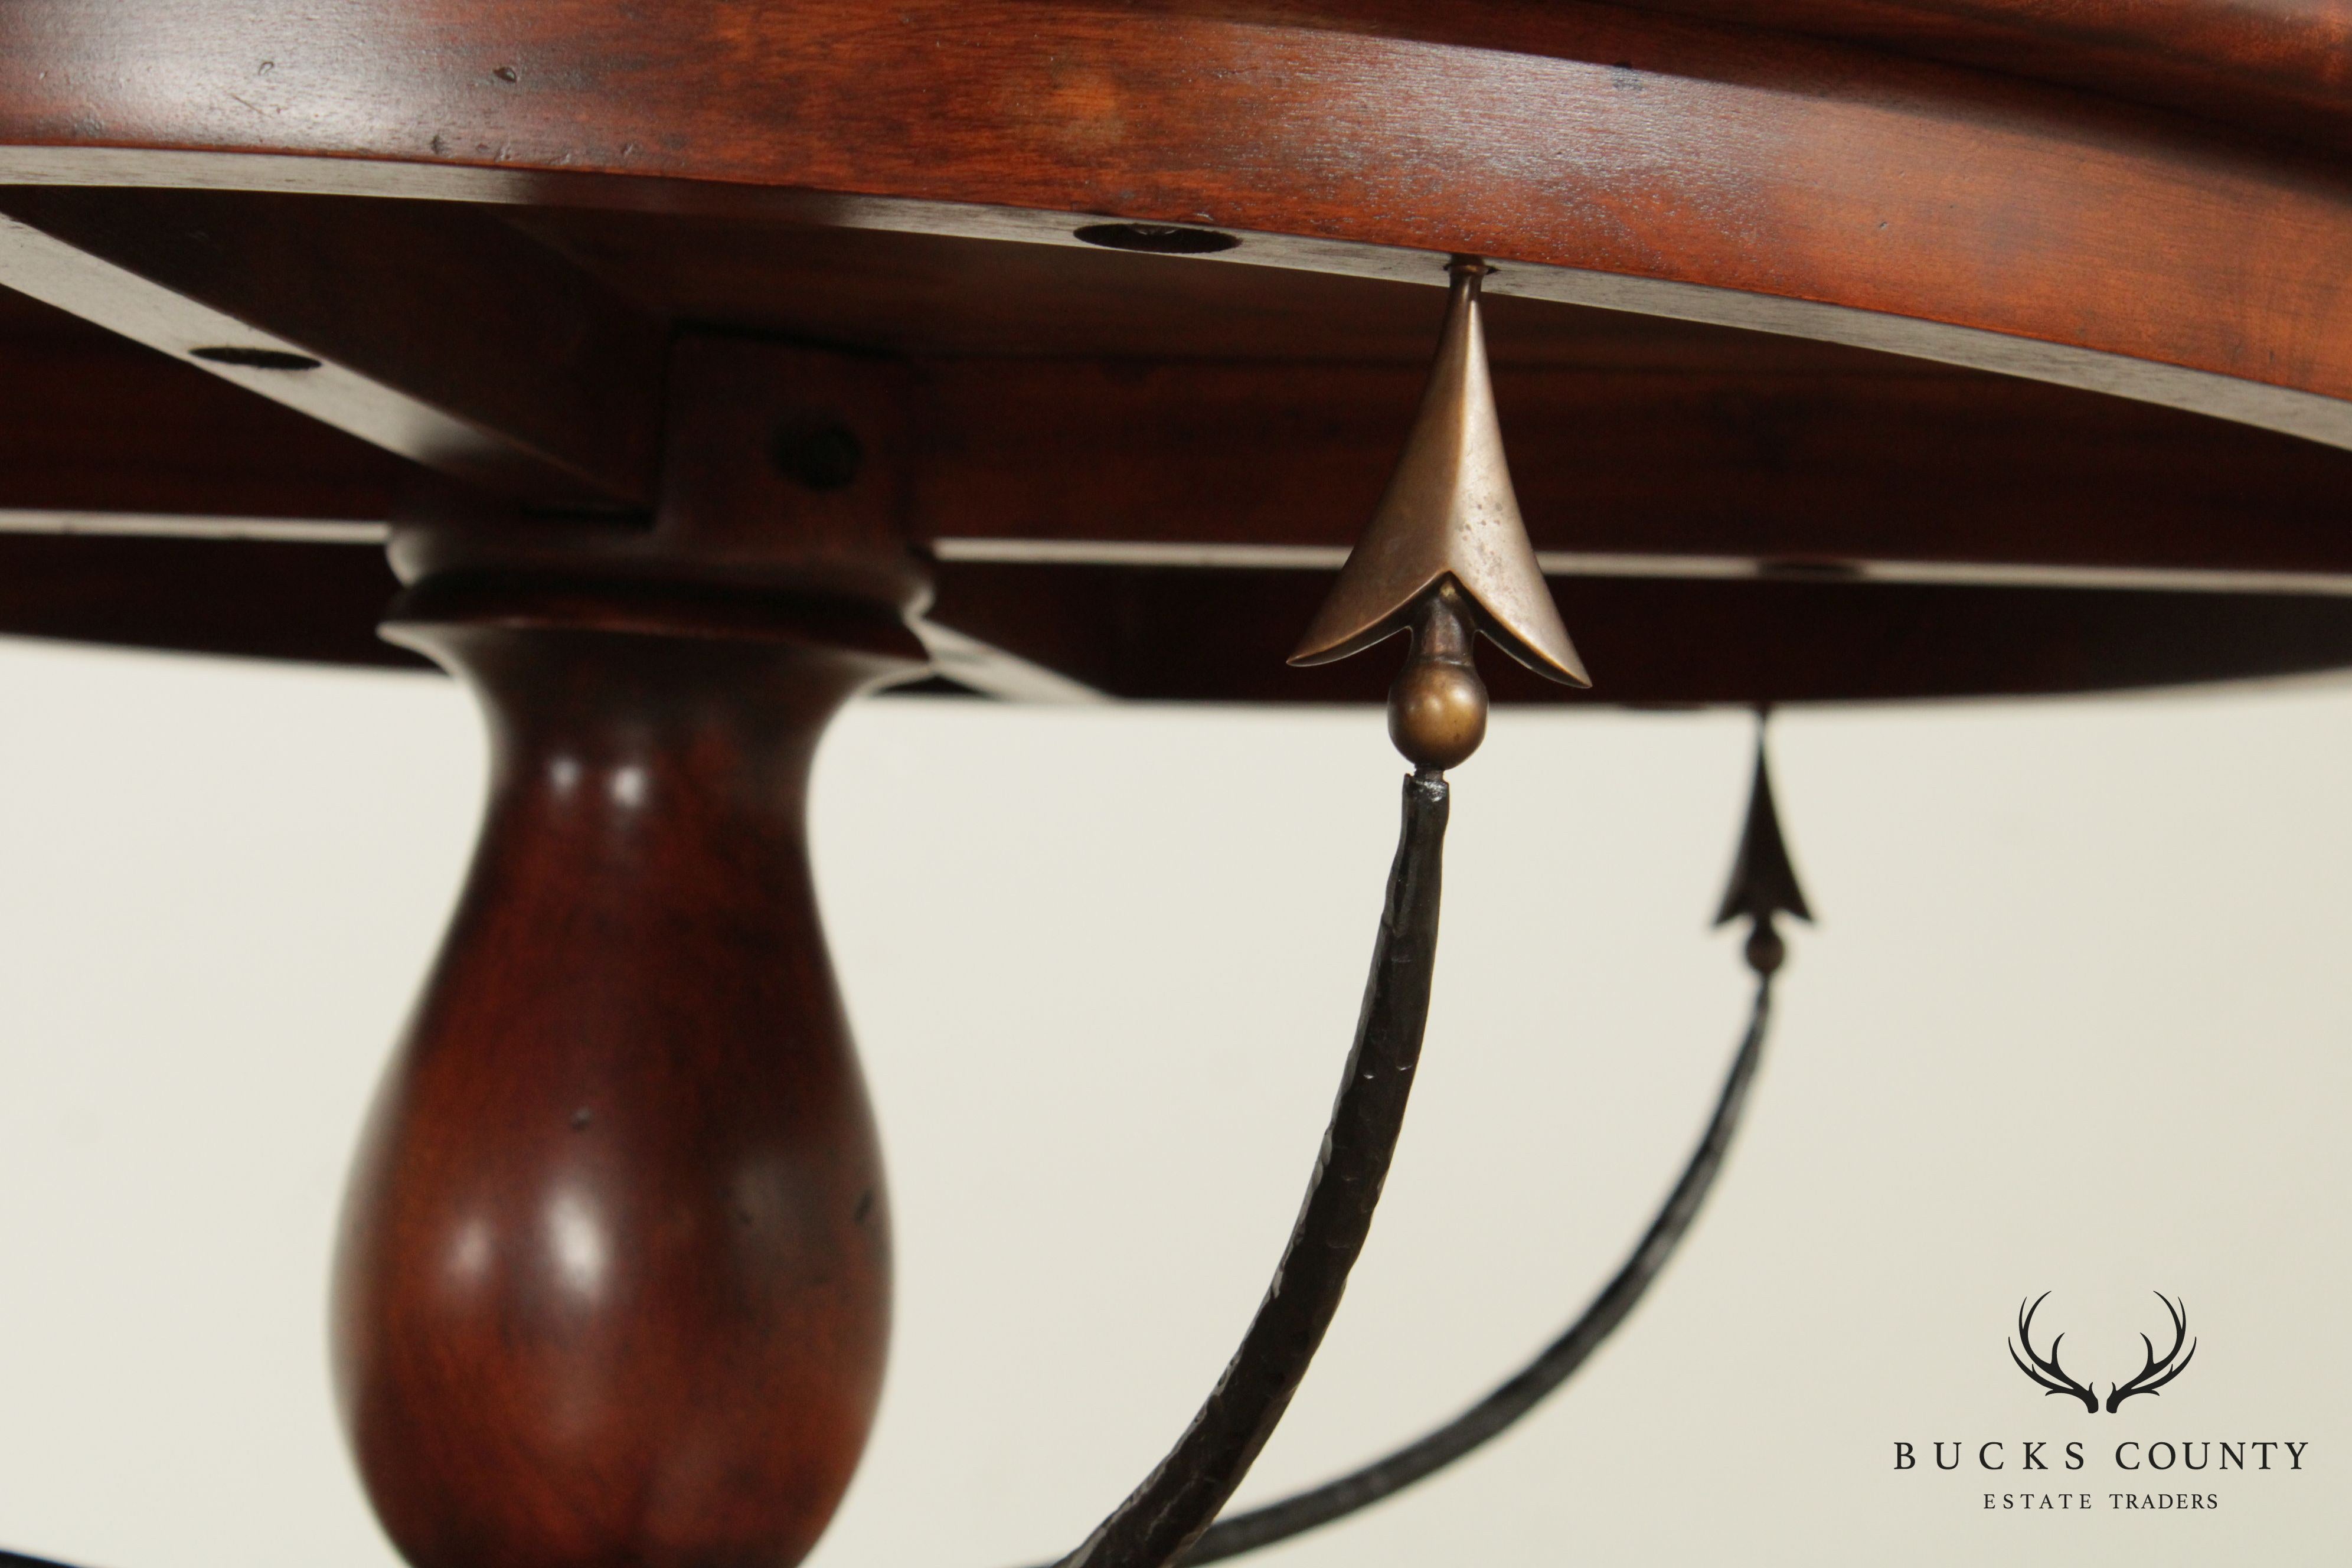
xmin=1715 ymin=728 xmax=1814 ymax=930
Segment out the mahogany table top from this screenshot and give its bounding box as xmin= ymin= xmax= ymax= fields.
xmin=6 ymin=0 xmax=2352 ymax=704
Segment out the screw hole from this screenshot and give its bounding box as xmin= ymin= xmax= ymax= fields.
xmin=770 ymin=420 xmax=864 ymax=492
xmin=1757 ymin=557 xmax=1864 ymax=581
xmin=191 ymin=345 xmax=322 ymax=371
xmin=1074 ymin=223 xmax=1240 ymax=256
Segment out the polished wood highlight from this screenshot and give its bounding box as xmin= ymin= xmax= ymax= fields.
xmin=332 ymin=580 xmax=920 ymax=1568
xmin=8 ymin=1 xmax=2352 ymax=444
xmin=1638 ymin=1 xmax=2352 ymax=156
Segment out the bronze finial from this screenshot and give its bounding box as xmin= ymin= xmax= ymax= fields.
xmin=1289 ymin=256 xmax=1588 ymax=688
xmin=1386 ymin=579 xmax=1487 ymax=770
xmin=1715 ymin=720 xmax=1812 ymax=974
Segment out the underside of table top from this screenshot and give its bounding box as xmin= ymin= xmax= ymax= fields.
xmin=5 ymin=0 xmax=2352 ymax=703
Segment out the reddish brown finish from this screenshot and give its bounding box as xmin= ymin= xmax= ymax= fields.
xmin=13 ymin=250 xmax=2352 ymax=701
xmin=645 ymin=338 xmax=922 ymax=610
xmin=19 ymin=533 xmax=2352 ymax=705
xmin=11 ymin=237 xmax=2352 ymax=587
xmin=6 ymin=2 xmax=2352 ymax=444
xmin=1638 ymin=1 xmax=2352 ymax=156
xmin=395 ymin=335 xmax=927 ymax=613
xmin=332 ymin=580 xmax=922 ymax=1568
xmin=926 ymin=564 xmax=2352 ymax=705
xmin=0 ymin=291 xmax=404 ymax=522
xmin=501 ymin=208 xmax=1888 ymax=367
xmin=0 ymin=533 xmax=413 ymax=667
xmin=0 ymin=187 xmax=667 ymax=505
xmin=18 ymin=300 xmax=2352 ymax=703
xmin=916 ymin=357 xmax=2352 ymax=577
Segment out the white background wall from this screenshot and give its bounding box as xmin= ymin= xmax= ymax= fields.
xmin=0 ymin=636 xmax=2344 ymax=1566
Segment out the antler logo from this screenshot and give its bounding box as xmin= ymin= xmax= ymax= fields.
xmin=2008 ymin=1292 xmax=2197 ymax=1414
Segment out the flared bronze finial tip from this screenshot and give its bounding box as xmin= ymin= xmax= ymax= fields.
xmin=1715 ymin=723 xmax=1812 ymax=975
xmin=1289 ymin=254 xmax=1588 ymax=690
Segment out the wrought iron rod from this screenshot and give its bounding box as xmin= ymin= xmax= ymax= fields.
xmin=1174 ymin=966 xmax=1777 ymax=1564
xmin=1053 ymin=770 xmax=1451 ymax=1568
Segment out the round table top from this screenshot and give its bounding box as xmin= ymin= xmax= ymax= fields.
xmin=6 ymin=0 xmax=2352 ymax=704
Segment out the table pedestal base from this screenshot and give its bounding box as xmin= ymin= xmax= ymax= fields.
xmin=331 ymin=578 xmax=922 ymax=1568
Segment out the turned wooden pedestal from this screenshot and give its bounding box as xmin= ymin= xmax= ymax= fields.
xmin=332 ymin=582 xmax=923 ymax=1568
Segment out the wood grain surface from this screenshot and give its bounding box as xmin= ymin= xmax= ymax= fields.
xmin=11 ymin=259 xmax=2352 ymax=705
xmin=333 ymin=581 xmax=923 ymax=1568
xmin=4 ymin=1 xmax=2351 ymax=700
xmin=0 ymin=188 xmax=665 ymax=504
xmin=5 ymin=1 xmax=2352 ymax=444
xmin=1639 ymin=0 xmax=2352 ymax=155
